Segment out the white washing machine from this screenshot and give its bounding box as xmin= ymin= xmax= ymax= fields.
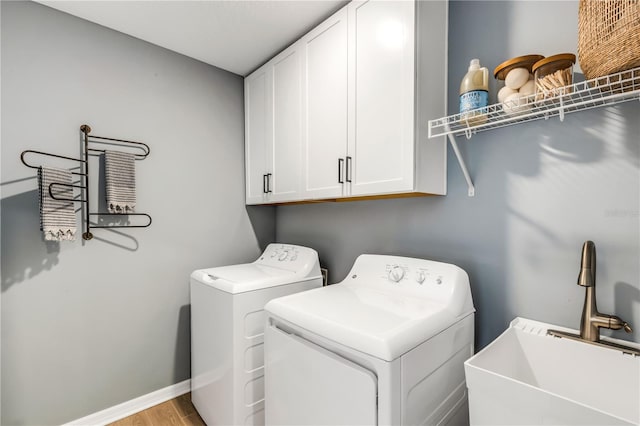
xmin=190 ymin=243 xmax=322 ymax=426
xmin=264 ymin=254 xmax=475 ymax=426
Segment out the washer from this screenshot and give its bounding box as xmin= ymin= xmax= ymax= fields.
xmin=264 ymin=254 xmax=475 ymax=426
xmin=190 ymin=244 xmax=322 ymax=426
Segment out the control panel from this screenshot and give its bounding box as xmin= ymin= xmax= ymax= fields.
xmin=342 ymin=254 xmax=473 ymax=317
xmin=344 ymin=254 xmax=471 ymax=310
xmin=384 ymin=263 xmax=445 ymax=286
xmin=256 ymin=243 xmax=316 ymax=270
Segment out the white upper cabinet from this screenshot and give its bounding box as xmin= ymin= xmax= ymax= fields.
xmin=245 ymin=46 xmax=303 ymax=205
xmin=348 ymin=0 xmax=415 ymax=196
xmin=270 ymin=48 xmax=303 ymax=203
xmin=245 ymin=0 xmax=448 ymax=205
xmin=301 ymin=8 xmax=349 ymax=200
xmin=245 ymin=67 xmax=272 ymax=205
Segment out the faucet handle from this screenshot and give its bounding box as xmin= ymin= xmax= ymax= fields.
xmin=623 ymin=322 xmax=632 ymax=333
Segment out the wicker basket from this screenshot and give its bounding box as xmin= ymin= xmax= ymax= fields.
xmin=578 ymin=0 xmax=640 ymax=80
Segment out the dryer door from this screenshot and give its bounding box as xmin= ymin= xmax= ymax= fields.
xmin=265 ymin=323 xmax=378 ymax=425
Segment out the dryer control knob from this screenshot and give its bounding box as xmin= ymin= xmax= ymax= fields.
xmin=388 ymin=266 xmax=405 ymax=282
xmin=278 ymin=251 xmax=289 ymax=261
xmin=416 ymin=271 xmax=426 ymax=284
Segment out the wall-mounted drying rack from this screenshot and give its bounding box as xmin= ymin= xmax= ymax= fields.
xmin=20 ymin=124 xmax=152 ymax=241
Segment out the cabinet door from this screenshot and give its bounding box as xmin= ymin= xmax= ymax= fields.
xmin=348 ymin=0 xmax=415 ymax=196
xmin=245 ymin=66 xmax=272 ymax=205
xmin=301 ymin=8 xmax=349 ymax=200
xmin=269 ymin=47 xmax=302 ymax=203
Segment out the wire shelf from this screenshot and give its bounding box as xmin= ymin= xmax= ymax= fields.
xmin=428 ymin=66 xmax=640 ymax=139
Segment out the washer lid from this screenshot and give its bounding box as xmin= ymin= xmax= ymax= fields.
xmin=190 ymin=243 xmax=322 ymax=294
xmin=191 ymin=263 xmax=298 ymax=294
xmin=265 ymin=282 xmax=461 ymax=362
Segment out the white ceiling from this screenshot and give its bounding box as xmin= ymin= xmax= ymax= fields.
xmin=36 ymin=0 xmax=348 ymax=76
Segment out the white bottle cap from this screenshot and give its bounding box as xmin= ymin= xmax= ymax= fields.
xmin=469 ymin=58 xmax=480 ymax=70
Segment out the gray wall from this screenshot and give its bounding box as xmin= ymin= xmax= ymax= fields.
xmin=1 ymin=2 xmax=274 ymax=424
xmin=1 ymin=1 xmax=638 ymax=424
xmin=276 ymin=0 xmax=640 ymax=349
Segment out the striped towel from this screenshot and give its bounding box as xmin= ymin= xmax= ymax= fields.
xmin=105 ymin=150 xmax=136 ymax=214
xmin=38 ymin=167 xmax=76 ymax=241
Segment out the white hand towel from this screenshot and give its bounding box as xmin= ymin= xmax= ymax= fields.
xmin=38 ymin=167 xmax=76 ymax=241
xmin=105 ymin=150 xmax=136 ymax=214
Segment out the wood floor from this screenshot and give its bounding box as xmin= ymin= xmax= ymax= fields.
xmin=108 ymin=393 xmax=205 ymax=426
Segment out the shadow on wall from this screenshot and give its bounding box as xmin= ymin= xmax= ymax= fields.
xmin=535 ymin=103 xmax=606 ymax=167
xmin=0 ymin=153 xmax=146 ymax=290
xmin=246 ymin=205 xmax=276 ymax=251
xmin=175 ymin=304 xmax=191 ymax=383
xmin=1 ymin=190 xmax=61 ymax=292
xmin=91 ymin=228 xmax=140 ymax=252
xmin=614 ymin=282 xmax=639 ymax=340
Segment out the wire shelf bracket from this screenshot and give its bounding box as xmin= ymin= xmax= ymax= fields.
xmin=446 ymin=128 xmax=475 ymax=197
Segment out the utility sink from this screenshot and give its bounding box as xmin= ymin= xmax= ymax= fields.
xmin=465 ymin=317 xmax=640 ymax=425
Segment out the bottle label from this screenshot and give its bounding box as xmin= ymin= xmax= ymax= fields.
xmin=459 ymin=90 xmax=488 ymax=114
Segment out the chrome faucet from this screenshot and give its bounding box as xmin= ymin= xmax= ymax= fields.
xmin=577 ymin=240 xmax=632 ymax=342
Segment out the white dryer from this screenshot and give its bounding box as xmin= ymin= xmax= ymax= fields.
xmin=264 ymin=254 xmax=475 ymax=426
xmin=190 ymin=244 xmax=322 ymax=426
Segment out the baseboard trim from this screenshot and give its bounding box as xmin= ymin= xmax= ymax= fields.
xmin=64 ymin=379 xmax=191 ymax=426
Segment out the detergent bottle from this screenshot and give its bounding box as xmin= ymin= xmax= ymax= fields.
xmin=459 ymin=58 xmax=489 ymax=125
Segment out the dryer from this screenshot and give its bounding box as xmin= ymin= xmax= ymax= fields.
xmin=264 ymin=254 xmax=475 ymax=425
xmin=190 ymin=244 xmax=322 ymax=426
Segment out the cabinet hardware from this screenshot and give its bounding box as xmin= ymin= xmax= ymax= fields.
xmin=263 ymin=174 xmax=267 ymax=194
xmin=338 ymin=158 xmax=344 ymax=184
xmin=346 ymin=156 xmax=352 ymax=183
xmin=266 ymin=173 xmax=273 ymax=193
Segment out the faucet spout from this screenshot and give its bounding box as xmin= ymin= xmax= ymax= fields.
xmin=576 ymin=241 xmax=633 ymax=342
xmin=577 ymin=240 xmax=595 ymax=287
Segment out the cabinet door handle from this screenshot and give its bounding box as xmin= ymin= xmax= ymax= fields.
xmin=338 ymin=158 xmax=344 ymax=184
xmin=346 ymin=156 xmax=352 ymax=183
xmin=263 ymin=174 xmax=267 ymax=194
xmin=266 ymin=173 xmax=273 ymax=193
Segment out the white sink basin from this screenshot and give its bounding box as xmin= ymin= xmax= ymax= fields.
xmin=465 ymin=317 xmax=640 ymax=425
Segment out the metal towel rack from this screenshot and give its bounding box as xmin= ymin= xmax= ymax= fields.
xmin=20 ymin=124 xmax=152 ymax=241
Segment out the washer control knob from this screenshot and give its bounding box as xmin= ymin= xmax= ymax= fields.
xmin=278 ymin=251 xmax=289 ymax=261
xmin=416 ymin=271 xmax=426 ymax=284
xmin=436 ymin=277 xmax=443 ymax=285
xmin=388 ymin=266 xmax=405 ymax=283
